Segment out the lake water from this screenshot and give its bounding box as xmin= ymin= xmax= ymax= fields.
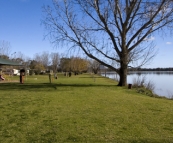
xmin=101 ymin=71 xmax=173 ymax=98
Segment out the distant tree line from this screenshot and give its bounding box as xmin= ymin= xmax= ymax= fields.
xmin=128 ymin=67 xmax=173 ymax=71
xmin=0 ymin=41 xmax=101 ymax=75
xmin=105 ymin=67 xmax=173 ymax=72
xmin=29 ymin=55 xmax=101 ymax=75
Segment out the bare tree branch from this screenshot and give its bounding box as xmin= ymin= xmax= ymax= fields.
xmin=43 ymin=0 xmax=173 ymax=86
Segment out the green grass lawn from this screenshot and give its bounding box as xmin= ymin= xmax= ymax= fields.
xmin=0 ymin=73 xmax=173 ymax=143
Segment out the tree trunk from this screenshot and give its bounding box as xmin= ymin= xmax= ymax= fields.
xmin=117 ymin=64 xmax=127 ymax=86
xmin=117 ymin=54 xmax=128 ymax=86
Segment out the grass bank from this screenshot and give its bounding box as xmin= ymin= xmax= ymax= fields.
xmin=0 ymin=74 xmax=173 ymax=142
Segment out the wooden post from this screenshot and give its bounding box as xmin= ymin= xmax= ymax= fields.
xmin=49 ymin=73 xmax=52 ymax=83
xmin=128 ymin=84 xmax=132 ymax=89
xmin=20 ymin=69 xmax=25 ymax=84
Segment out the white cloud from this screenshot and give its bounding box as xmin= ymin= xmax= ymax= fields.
xmin=166 ymin=42 xmax=172 ymax=45
xmin=144 ymin=36 xmax=155 ymax=41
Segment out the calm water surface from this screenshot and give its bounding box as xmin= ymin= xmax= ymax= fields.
xmin=102 ymin=71 xmax=173 ymax=98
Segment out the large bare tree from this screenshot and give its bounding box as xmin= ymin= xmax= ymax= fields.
xmin=43 ymin=0 xmax=173 ymax=86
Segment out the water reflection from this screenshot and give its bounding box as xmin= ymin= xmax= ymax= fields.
xmin=102 ymin=71 xmax=173 ymax=98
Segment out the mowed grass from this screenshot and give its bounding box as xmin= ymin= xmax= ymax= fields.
xmin=0 ymin=73 xmax=173 ymax=143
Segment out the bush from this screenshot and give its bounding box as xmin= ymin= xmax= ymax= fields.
xmin=132 ymin=75 xmax=157 ymax=97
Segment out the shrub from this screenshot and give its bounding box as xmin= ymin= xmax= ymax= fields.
xmin=132 ymin=76 xmax=157 ymax=97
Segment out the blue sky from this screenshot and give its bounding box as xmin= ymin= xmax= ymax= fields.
xmin=0 ymin=0 xmax=173 ymax=68
xmin=0 ymin=0 xmax=59 ymax=59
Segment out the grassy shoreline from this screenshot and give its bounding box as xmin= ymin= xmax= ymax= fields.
xmin=0 ymin=74 xmax=173 ymax=142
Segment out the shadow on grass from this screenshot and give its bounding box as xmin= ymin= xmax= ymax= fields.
xmin=79 ymin=77 xmax=106 ymax=78
xmin=0 ymin=82 xmax=117 ymax=91
xmin=127 ymin=138 xmax=173 ymax=143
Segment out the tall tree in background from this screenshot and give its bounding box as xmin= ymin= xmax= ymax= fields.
xmin=50 ymin=52 xmax=60 ymax=72
xmin=89 ymin=60 xmax=101 ymax=74
xmin=43 ymin=0 xmax=173 ymax=86
xmin=40 ymin=52 xmax=50 ymax=70
xmin=12 ymin=52 xmax=26 ymax=64
xmin=29 ymin=60 xmax=45 ymax=75
xmin=34 ymin=52 xmax=50 ymax=70
xmin=0 ymin=40 xmax=11 ymax=59
xmin=70 ymin=57 xmax=88 ymax=74
xmin=60 ymin=57 xmax=71 ymax=72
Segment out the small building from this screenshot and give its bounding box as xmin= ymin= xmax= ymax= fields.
xmin=0 ymin=58 xmax=22 ymax=75
xmin=13 ymin=69 xmax=29 ymax=76
xmin=13 ymin=69 xmax=20 ymax=75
